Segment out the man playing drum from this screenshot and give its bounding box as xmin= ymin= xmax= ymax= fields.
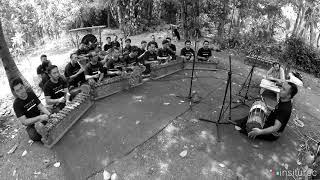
xmin=235 ymin=81 xmax=298 ymax=141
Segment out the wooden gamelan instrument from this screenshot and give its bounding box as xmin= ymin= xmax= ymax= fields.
xmin=35 ymin=57 xmax=219 ymax=148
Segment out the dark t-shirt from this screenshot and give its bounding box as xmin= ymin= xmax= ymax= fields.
xmin=143 ymin=51 xmax=158 ymax=62
xmin=13 ymin=91 xmax=41 ymax=119
xmin=158 ymin=48 xmax=175 ymax=58
xmin=44 ymin=77 xmax=67 ymax=100
xmin=147 ymin=41 xmax=158 ymax=49
xmin=197 ymin=47 xmax=212 ymax=59
xmin=103 ymin=43 xmax=113 ymax=51
xmin=112 ymin=41 xmax=120 ymax=48
xmin=84 ymin=62 xmax=104 ymax=80
xmin=265 ymin=100 xmax=292 ymax=133
xmin=169 ymin=44 xmax=176 ymax=52
xmin=123 ymin=45 xmax=132 ymax=56
xmin=123 ymin=55 xmax=139 ymax=65
xmin=138 ymin=48 xmax=146 ymax=57
xmin=64 ymin=62 xmax=85 ymax=87
xmin=180 ymin=47 xmax=195 ymax=60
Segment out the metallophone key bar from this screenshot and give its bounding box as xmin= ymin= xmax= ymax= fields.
xmin=35 ymin=57 xmax=219 ymax=148
xmin=244 ymin=56 xmax=276 ymax=70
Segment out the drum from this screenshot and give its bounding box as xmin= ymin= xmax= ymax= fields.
xmin=246 ymin=100 xmax=268 ymax=132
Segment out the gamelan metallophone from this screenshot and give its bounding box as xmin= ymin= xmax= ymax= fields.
xmin=150 ymin=58 xmax=184 ymax=80
xmin=92 ymin=66 xmax=145 ymax=100
xmin=244 ymin=56 xmax=276 ymax=70
xmin=35 ymin=92 xmax=93 ymax=148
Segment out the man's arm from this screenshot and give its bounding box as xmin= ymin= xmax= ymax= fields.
xmin=38 ymin=103 xmax=51 ymax=115
xmin=98 ymin=73 xmax=104 ymax=83
xmin=280 ymin=68 xmax=285 ymax=80
xmin=248 ymin=120 xmax=281 ymax=138
xmin=18 ymin=115 xmax=48 ymax=126
xmin=64 ymin=88 xmax=70 ymax=102
xmin=45 ymin=96 xmax=64 ymax=105
xmin=69 ymin=68 xmax=84 ymax=80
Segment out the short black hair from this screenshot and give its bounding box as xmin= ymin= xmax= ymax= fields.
xmin=162 ymin=39 xmax=169 ymax=44
xmin=131 ymin=46 xmax=140 ymax=52
xmin=47 ymin=65 xmax=58 ymax=74
xmin=203 ymin=40 xmax=209 ymax=44
xmin=40 ymin=54 xmax=47 ymax=59
xmin=185 ymin=40 xmax=191 ymax=44
xmin=106 ymin=36 xmax=111 ymax=40
xmin=10 ymin=77 xmax=24 ymax=91
xmin=125 ymin=38 xmax=131 ymax=43
xmin=148 ymin=41 xmax=157 ymax=47
xmin=70 ymin=52 xmax=77 ymax=59
xmin=141 ymin=40 xmax=147 ymax=44
xmin=288 ymin=82 xmax=298 ymax=99
xmin=166 ymin=37 xmax=171 ymax=41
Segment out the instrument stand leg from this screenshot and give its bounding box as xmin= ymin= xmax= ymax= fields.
xmin=232 ymin=65 xmax=256 ymax=108
xmin=198 ymin=56 xmax=236 ymax=142
xmin=176 ymin=37 xmax=201 ymax=105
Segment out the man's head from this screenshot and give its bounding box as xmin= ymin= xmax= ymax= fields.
xmin=70 ymin=53 xmax=78 ymax=64
xmin=130 ymin=46 xmax=139 ymax=57
xmin=47 ymin=65 xmax=60 ymax=81
xmin=125 ymin=38 xmax=131 ymax=47
xmin=11 ymin=78 xmax=27 ymax=99
xmin=279 ymin=82 xmax=298 ymax=100
xmin=151 ymin=35 xmax=155 ymax=41
xmin=166 ymin=37 xmax=172 ymax=44
xmin=106 ymin=36 xmax=111 ymax=43
xmin=79 ymin=43 xmax=87 ymax=50
xmin=141 ymin=41 xmax=147 ymax=49
xmin=185 ymin=40 xmax=191 ymax=49
xmin=162 ymin=39 xmax=169 ymax=48
xmin=273 ymin=62 xmax=280 ymax=71
xmin=148 ymin=42 xmax=156 ymax=52
xmin=203 ymin=40 xmax=209 ymax=49
xmin=40 ymin=54 xmax=47 ymax=62
xmin=89 ymin=52 xmax=99 ymax=64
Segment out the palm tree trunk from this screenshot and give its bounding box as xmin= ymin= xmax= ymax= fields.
xmin=0 ymin=19 xmax=32 ymax=94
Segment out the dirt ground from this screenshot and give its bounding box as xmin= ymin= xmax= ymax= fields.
xmin=1 ymin=31 xmax=320 ymax=180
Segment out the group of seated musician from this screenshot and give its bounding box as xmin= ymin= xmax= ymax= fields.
xmin=14 ymin=34 xmax=218 ymax=143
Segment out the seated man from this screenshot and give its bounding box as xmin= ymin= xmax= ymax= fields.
xmin=235 ymin=82 xmax=298 ymax=141
xmin=197 ymin=40 xmax=212 ymax=61
xmin=180 ymin=40 xmax=195 ymax=61
xmin=76 ymin=43 xmax=90 ymax=56
xmin=266 ymin=62 xmax=285 ymax=82
xmin=12 ymin=78 xmax=51 ymax=142
xmin=111 ymin=35 xmax=121 ymax=49
xmin=64 ymin=53 xmax=86 ymax=97
xmin=103 ymin=36 xmax=113 ymax=51
xmin=138 ymin=41 xmax=147 ymax=60
xmin=123 ymin=46 xmax=140 ymax=66
xmin=147 ymin=35 xmax=159 ymax=49
xmin=123 ymin=38 xmax=132 ymax=56
xmin=44 ymin=65 xmax=70 ymax=113
xmin=166 ymin=37 xmax=176 ymax=54
xmin=37 ymin=54 xmax=52 ymax=90
xmin=157 ymin=39 xmax=175 ymax=63
xmin=140 ymin=42 xmax=158 ymax=75
xmin=84 ymin=52 xmax=105 ymax=85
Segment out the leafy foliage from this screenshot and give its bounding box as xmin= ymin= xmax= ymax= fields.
xmin=281 ymin=36 xmax=320 ymax=77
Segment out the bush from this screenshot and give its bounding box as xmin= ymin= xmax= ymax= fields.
xmin=281 ymin=36 xmax=320 ymax=77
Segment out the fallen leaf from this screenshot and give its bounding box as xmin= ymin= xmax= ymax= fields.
xmin=190 ymin=119 xmax=199 ymax=123
xmin=22 ymin=150 xmax=27 ymax=157
xmin=7 ymin=144 xmax=18 ymax=154
xmin=111 ymin=173 xmax=118 ymax=180
xmin=103 ymin=170 xmax=111 ymax=180
xmin=136 ymin=121 xmax=140 ymax=125
xmin=53 ymin=162 xmax=60 ymax=168
xmin=12 ymin=169 xmax=16 ymax=176
xmin=163 ymin=102 xmax=170 ymax=105
xmin=28 ymin=140 xmax=33 ymax=145
xmin=180 ymin=100 xmax=185 ymax=103
xmin=43 ymin=159 xmax=50 ymax=163
xmin=179 ymin=150 xmax=188 ymax=158
xmin=252 ymin=144 xmax=259 ymax=148
xmin=218 ymin=163 xmax=225 ymax=168
xmin=33 ymin=171 xmax=41 ymax=175
xmin=169 ymin=94 xmax=175 ymax=96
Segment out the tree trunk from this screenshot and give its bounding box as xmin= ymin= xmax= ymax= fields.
xmin=296 ymin=5 xmax=306 ymax=37
xmin=107 ymin=7 xmax=111 ymax=27
xmin=182 ymin=0 xmax=188 ymax=39
xmin=0 ymin=19 xmax=33 ymax=95
xmin=316 ymin=32 xmax=320 ymax=49
xmin=292 ymin=5 xmax=301 ymax=36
